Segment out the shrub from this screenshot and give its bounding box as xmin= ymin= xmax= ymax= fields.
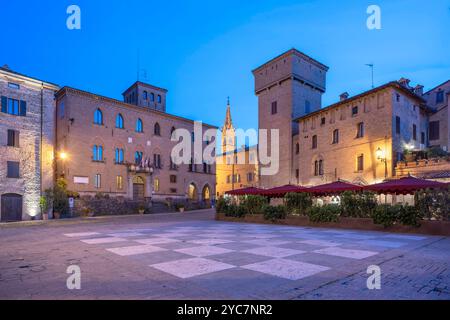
xmin=284 ymin=192 xmax=313 ymax=215
xmin=240 ymin=195 xmax=268 ymax=215
xmin=340 ymin=191 xmax=377 ymax=218
xmin=415 ymin=188 xmax=450 ymax=221
xmin=263 ymin=205 xmax=287 ymax=221
xmin=308 ymin=204 xmax=341 ymax=223
xmin=398 ymin=205 xmax=422 ymax=227
xmin=225 ymin=204 xmax=246 ymax=218
xmin=52 ymin=178 xmax=69 ymax=215
xmin=372 ymin=204 xmax=399 ymax=227
xmin=216 ymin=197 xmax=230 ymax=214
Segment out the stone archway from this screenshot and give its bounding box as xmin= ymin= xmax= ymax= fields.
xmin=133 ymin=176 xmax=145 ymax=200
xmin=202 ymin=184 xmax=211 ymax=207
xmin=188 ymin=183 xmax=198 ymax=201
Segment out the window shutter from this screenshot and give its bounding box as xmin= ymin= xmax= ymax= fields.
xmin=1 ymin=96 xmax=7 ymax=113
xmin=15 ymin=130 xmax=19 ymax=147
xmin=19 ymin=101 xmax=27 ymax=116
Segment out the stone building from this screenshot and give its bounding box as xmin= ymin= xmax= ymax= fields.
xmin=0 ymin=66 xmax=59 ymax=221
xmin=55 ymin=81 xmax=216 ymax=205
xmin=253 ymin=49 xmax=450 ymax=187
xmin=215 ymin=101 xmax=258 ymax=197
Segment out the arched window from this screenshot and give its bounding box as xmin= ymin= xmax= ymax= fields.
xmin=116 ymin=114 xmax=124 ymax=129
xmin=312 ymin=135 xmax=318 ymax=149
xmin=332 ymin=129 xmax=339 ymax=144
xmin=93 ymin=145 xmax=103 ymax=161
xmin=150 ymin=93 xmax=155 ymax=102
xmin=157 ymin=95 xmax=162 ymax=103
xmin=135 ymin=151 xmax=143 ymax=165
xmin=143 ymin=91 xmax=148 ymax=100
xmin=154 ymin=122 xmax=161 ymax=136
xmin=314 ymin=159 xmax=323 ymax=176
xmin=188 ymin=183 xmax=197 ymax=200
xmin=115 ymin=148 xmax=124 ymax=164
xmin=94 ymin=109 xmax=103 ymax=125
xmin=356 ymin=122 xmax=365 ymax=138
xmin=295 ymin=143 xmax=300 ymax=154
xmin=136 ymin=118 xmax=143 ymax=133
xmin=154 ymin=178 xmax=160 ymax=192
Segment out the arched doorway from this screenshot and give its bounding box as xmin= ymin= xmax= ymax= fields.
xmin=202 ymin=185 xmax=211 ymax=207
xmin=133 ymin=176 xmax=145 ymax=200
xmin=188 ymin=183 xmax=198 ymax=201
xmin=1 ymin=193 xmax=23 ymax=222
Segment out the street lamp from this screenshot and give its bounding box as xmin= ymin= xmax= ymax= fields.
xmin=376 ymin=147 xmax=388 ymax=179
xmin=59 ymin=151 xmax=68 ymax=160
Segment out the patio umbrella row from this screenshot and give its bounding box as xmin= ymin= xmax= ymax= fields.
xmin=225 ymin=176 xmax=449 ymax=197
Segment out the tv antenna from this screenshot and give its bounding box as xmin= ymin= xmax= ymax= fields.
xmin=365 ymin=63 xmax=374 ymax=88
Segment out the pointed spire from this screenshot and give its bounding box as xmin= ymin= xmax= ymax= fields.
xmin=224 ymin=97 xmax=232 ymax=129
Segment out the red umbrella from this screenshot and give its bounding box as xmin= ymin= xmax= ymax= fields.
xmin=225 ymin=187 xmax=263 ymax=196
xmin=260 ymin=184 xmax=309 ymax=198
xmin=365 ymin=176 xmax=448 ymax=195
xmin=307 ymin=180 xmax=363 ymax=196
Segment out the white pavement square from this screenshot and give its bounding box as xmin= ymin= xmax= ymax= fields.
xmin=63 ymin=232 xmax=100 ymax=237
xmin=188 ymin=239 xmax=233 ymax=245
xmin=243 ymin=239 xmax=291 ymax=246
xmin=299 ymin=239 xmax=342 ymax=247
xmin=150 ymin=258 xmax=235 ymax=279
xmin=314 ymin=247 xmax=378 ymax=259
xmin=135 ymin=238 xmax=180 ymax=245
xmin=174 ymin=245 xmax=234 ymax=257
xmin=106 ymin=244 xmax=166 ymax=256
xmin=81 ymin=237 xmax=128 ymax=244
xmin=243 ymin=246 xmax=306 ymax=258
xmin=242 ymin=258 xmax=330 ymax=280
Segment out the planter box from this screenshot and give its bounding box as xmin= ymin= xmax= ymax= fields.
xmin=216 ymin=213 xmax=450 ymax=236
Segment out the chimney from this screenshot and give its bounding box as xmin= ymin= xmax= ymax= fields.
xmin=414 ymin=84 xmax=424 ymax=96
xmin=398 ymin=77 xmax=411 ymax=88
xmin=339 ymin=92 xmax=349 ymax=101
xmin=2 ymin=64 xmax=10 ymax=70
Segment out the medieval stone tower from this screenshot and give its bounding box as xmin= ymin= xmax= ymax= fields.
xmin=221 ymin=98 xmax=236 ymax=154
xmin=252 ymin=49 xmax=329 ymax=188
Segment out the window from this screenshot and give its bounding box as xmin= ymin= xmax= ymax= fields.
xmin=170 ymin=175 xmax=177 ymax=183
xmin=59 ymin=102 xmax=65 ymax=119
xmin=271 ymin=101 xmax=277 ymax=115
xmin=295 ymin=169 xmax=299 ymax=179
xmin=247 ymin=172 xmax=254 ymax=182
xmin=330 ymin=129 xmax=338 ymax=144
xmin=203 ymin=162 xmax=207 ymax=173
xmin=8 ymin=82 xmax=20 ymax=90
xmin=94 ymin=109 xmax=103 ymax=125
xmin=170 ymin=126 xmax=176 ymax=139
xmin=413 ymin=124 xmax=417 ymax=141
xmin=421 ymin=132 xmax=425 ymax=145
xmin=115 ymin=114 xmax=124 ymax=129
xmin=143 ymin=91 xmax=148 ymax=100
xmin=116 ymin=176 xmax=123 ymax=190
xmin=7 ymin=130 xmax=19 ymax=147
xmin=154 ymin=122 xmax=161 ymax=136
xmin=429 ymin=121 xmax=440 ymax=140
xmin=157 ymin=95 xmax=162 ymax=103
xmin=312 ymin=135 xmax=318 ymax=149
xmin=135 ymin=151 xmax=143 ymax=164
xmin=94 ymin=174 xmax=101 ymax=188
xmin=191 ymin=132 xmax=195 ymax=143
xmin=1 ymin=97 xmax=26 ymax=116
xmin=295 ymin=143 xmax=300 ymax=154
xmin=321 ymin=117 xmax=326 ymax=125
xmin=356 ymin=122 xmax=364 ymax=138
xmin=357 ymin=154 xmax=364 ymax=171
xmin=396 ymin=93 xmax=400 ymax=102
xmin=153 ymin=178 xmax=160 ymax=192
xmin=136 ymin=118 xmax=143 ymax=133
xmin=352 ymin=106 xmax=358 ymax=116
xmin=436 ymin=91 xmax=444 ymax=104
xmin=115 ymin=148 xmax=124 ymax=164
xmin=7 ymin=161 xmax=19 ymax=178
xmin=150 ymin=93 xmax=155 ymax=102
xmin=314 ymin=160 xmax=324 ymax=176
xmin=305 ymin=100 xmax=310 ymax=114
xmin=92 ymin=145 xmax=103 ymax=161
xmin=226 ymin=175 xmax=231 ymax=184
xmin=396 ymin=116 xmax=401 ymax=134
xmin=153 ymin=154 xmax=161 ymax=168
xmin=170 ymin=188 xmax=177 ymax=193
xmin=169 ymin=157 xmax=178 ymax=170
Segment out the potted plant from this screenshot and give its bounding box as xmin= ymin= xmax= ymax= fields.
xmin=52 ymin=178 xmax=69 ymax=219
xmin=81 ymin=207 xmax=94 ymax=217
xmin=176 ymin=203 xmax=185 ymax=213
xmin=39 ymin=196 xmax=48 ymax=220
xmin=403 ymin=148 xmax=415 ymax=162
xmin=138 ymin=204 xmax=146 ymax=215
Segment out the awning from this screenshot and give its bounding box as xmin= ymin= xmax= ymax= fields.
xmin=260 ymin=184 xmax=309 ymax=198
xmin=307 ymin=180 xmax=364 ymax=196
xmin=364 ymin=176 xmax=448 ymax=194
xmin=225 ymin=187 xmax=263 ymax=196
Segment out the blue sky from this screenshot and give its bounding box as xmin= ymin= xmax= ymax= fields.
xmin=1 ymin=0 xmax=449 ymax=145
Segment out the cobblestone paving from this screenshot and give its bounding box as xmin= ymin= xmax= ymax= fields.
xmin=0 ymin=209 xmax=449 ymax=299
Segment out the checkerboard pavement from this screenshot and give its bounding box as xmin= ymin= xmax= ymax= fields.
xmin=64 ymin=223 xmax=429 ymax=282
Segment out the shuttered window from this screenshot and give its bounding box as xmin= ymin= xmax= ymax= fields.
xmin=7 ymin=161 xmax=20 ymax=178
xmin=7 ymin=130 xmax=19 ymax=147
xmin=1 ymin=97 xmax=26 ymax=116
xmin=429 ymin=121 xmax=440 ymax=141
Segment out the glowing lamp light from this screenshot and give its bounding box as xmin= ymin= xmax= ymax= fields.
xmin=59 ymin=152 xmax=68 ymax=160
xmin=376 ymin=147 xmax=385 ymax=160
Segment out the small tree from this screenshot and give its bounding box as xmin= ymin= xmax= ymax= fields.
xmin=284 ymin=192 xmax=312 ymax=215
xmin=52 ymin=178 xmax=69 ymax=216
xmin=240 ymin=195 xmax=268 ymax=215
